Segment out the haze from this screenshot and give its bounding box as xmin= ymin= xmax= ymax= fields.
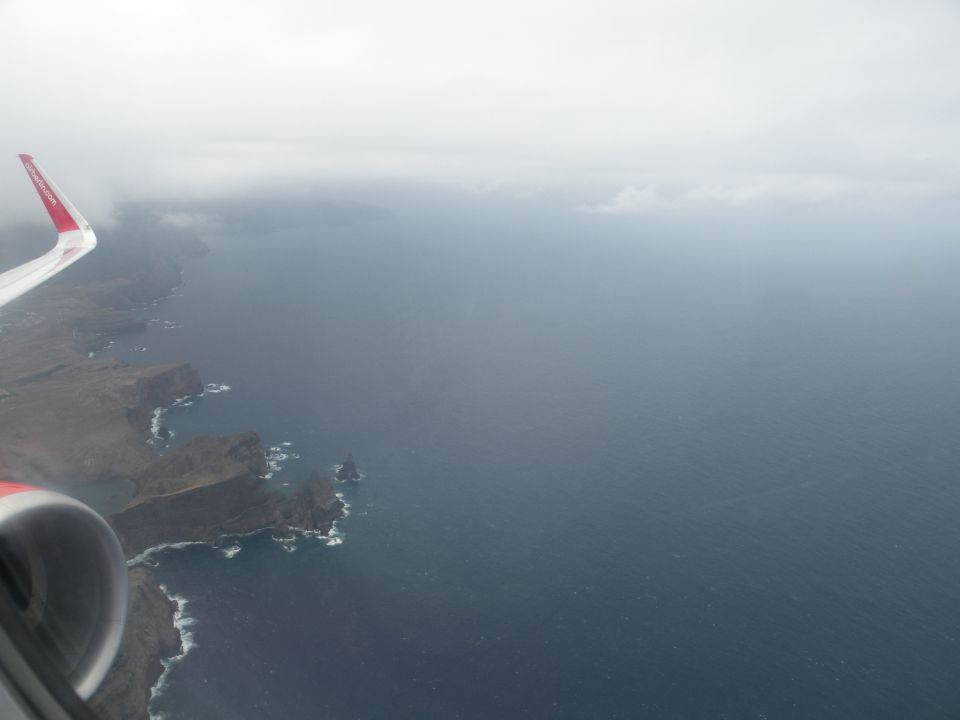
xmin=1 ymin=0 xmax=958 ymax=226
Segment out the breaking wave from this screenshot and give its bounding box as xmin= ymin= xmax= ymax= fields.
xmin=148 ymin=586 xmax=197 ymax=718
xmin=268 ymin=492 xmax=350 ymax=550
xmin=129 ymin=505 xmax=347 ymax=571
xmin=149 ymin=407 xmax=171 ymax=447
xmin=271 ymin=521 xmax=346 ymax=551
xmin=321 ymin=494 xmax=350 ymax=546
xmin=324 ymin=525 xmax=345 ymax=547
xmin=146 ymin=382 xmax=234 ymax=451
xmin=273 ymin=535 xmax=298 ymax=552
xmin=130 ymin=482 xmax=353 ymax=716
xmin=147 ymin=319 xmax=181 ymax=330
xmin=146 ymin=391 xmax=204 ymax=448
xmin=127 ymin=541 xmax=208 ymax=568
xmin=87 ymin=339 xmax=117 ymax=359
xmin=140 ymin=285 xmax=182 ymax=311
xmin=263 ymin=442 xmax=301 ymax=479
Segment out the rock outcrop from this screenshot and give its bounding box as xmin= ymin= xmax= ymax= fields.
xmin=336 ymin=452 xmax=361 ymax=481
xmin=88 ymin=568 xmax=181 ymax=720
xmin=272 ymin=469 xmax=346 ymax=539
xmin=134 ymin=432 xmax=267 ymax=496
xmin=110 ymin=435 xmax=343 ymax=558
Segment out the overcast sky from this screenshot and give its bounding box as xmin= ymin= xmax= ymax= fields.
xmin=0 ymin=0 xmax=958 ymax=226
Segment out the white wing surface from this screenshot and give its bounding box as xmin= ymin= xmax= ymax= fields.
xmin=0 ymin=155 xmax=97 ymax=308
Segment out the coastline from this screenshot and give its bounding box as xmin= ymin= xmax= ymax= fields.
xmin=128 ymin=496 xmax=352 ymax=718
xmin=0 ymin=220 xmax=345 ymax=719
xmin=147 ymin=585 xmax=196 ymax=716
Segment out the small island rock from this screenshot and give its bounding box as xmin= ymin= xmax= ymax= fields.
xmin=336 ymin=452 xmax=361 ymax=482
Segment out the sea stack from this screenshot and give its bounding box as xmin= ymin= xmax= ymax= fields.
xmin=336 ymin=452 xmax=361 ymax=482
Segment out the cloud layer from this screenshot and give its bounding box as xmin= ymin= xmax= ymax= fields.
xmin=1 ymin=0 xmax=958 ymax=223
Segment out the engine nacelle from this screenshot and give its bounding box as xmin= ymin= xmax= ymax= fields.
xmin=0 ymin=482 xmax=127 ymax=700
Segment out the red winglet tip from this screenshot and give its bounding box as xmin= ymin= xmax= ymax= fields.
xmin=19 ymin=155 xmax=80 ymax=234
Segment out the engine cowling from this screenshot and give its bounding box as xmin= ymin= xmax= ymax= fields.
xmin=0 ymin=481 xmax=127 ymax=700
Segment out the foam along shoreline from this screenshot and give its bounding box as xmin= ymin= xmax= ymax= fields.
xmin=148 ymin=585 xmax=197 ymax=716
xmin=272 ymin=525 xmax=346 ymax=552
xmin=147 ymin=385 xmax=230 ymax=448
xmin=148 ymin=407 xmax=173 ymax=447
xmin=264 ymin=442 xmax=301 ymax=479
xmin=127 ymin=501 xmax=350 ymax=570
xmin=127 ymin=541 xmax=210 ymax=568
xmin=133 ymin=507 xmax=349 ymax=714
xmin=126 ymin=528 xmax=281 ymax=569
xmin=109 ymin=436 xmax=345 ymax=559
xmin=148 ymin=395 xmax=198 ymax=447
xmin=135 ymin=505 xmax=349 ymax=714
xmin=0 ymin=212 xmax=214 ymax=720
xmin=140 ymin=283 xmax=188 ymax=311
xmin=87 ymin=339 xmax=118 ymax=359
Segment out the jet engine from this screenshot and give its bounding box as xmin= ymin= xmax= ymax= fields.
xmin=0 ymin=482 xmax=127 ymax=700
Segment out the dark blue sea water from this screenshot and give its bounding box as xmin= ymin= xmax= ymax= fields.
xmin=108 ymin=195 xmax=960 ymax=719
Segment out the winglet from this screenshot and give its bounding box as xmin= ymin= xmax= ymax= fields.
xmin=0 ymin=155 xmax=97 ymax=308
xmin=19 ymin=153 xmax=81 ymax=233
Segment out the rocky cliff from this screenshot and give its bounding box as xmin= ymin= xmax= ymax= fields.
xmin=111 ymin=434 xmax=343 ymax=558
xmin=272 ymin=469 xmax=346 ymax=539
xmin=87 ymin=568 xmax=181 ymax=720
xmin=0 ymin=356 xmax=202 ymax=485
xmin=0 ymin=230 xmax=204 ymax=487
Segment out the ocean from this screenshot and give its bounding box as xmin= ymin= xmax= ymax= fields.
xmin=104 ymin=192 xmax=960 ymax=719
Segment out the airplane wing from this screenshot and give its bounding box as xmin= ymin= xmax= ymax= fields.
xmin=0 ymin=155 xmax=97 ymax=308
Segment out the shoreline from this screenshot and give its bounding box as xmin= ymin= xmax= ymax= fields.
xmin=0 ymin=223 xmax=345 ymax=719
xmin=148 ymin=585 xmax=197 ymax=715
xmin=133 ymin=504 xmax=350 ymax=719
